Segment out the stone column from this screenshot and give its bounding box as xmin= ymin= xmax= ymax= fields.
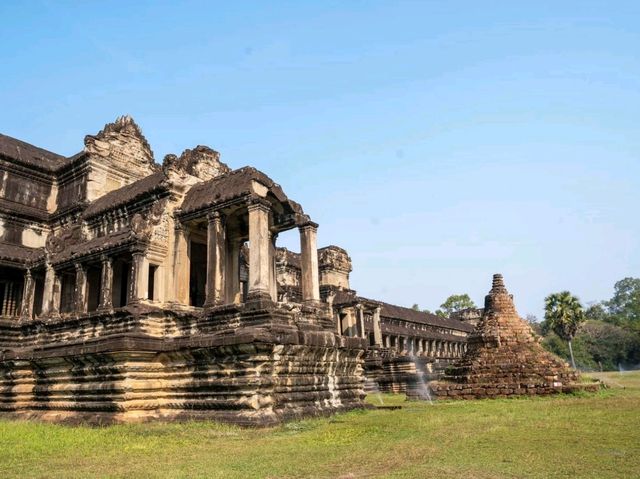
xmin=51 ymin=271 xmax=62 ymax=316
xmin=299 ymin=222 xmax=320 ymax=303
xmin=248 ymin=201 xmax=272 ymax=301
xmin=372 ymin=306 xmax=383 ymax=346
xmin=129 ymin=249 xmax=148 ymax=303
xmin=356 ymin=304 xmax=366 ymax=339
xmin=269 ymin=231 xmax=278 ymax=301
xmin=74 ymin=263 xmax=88 ymax=313
xmin=98 ymin=255 xmax=113 ymax=311
xmin=173 ymin=224 xmax=190 ymax=304
xmin=20 ymin=269 xmax=35 ymax=319
xmin=347 ymin=308 xmax=358 ymax=337
xmin=205 ymin=212 xmax=226 ymax=307
xmin=42 ymin=263 xmax=55 ymax=315
xmin=225 ymin=237 xmax=241 ymax=303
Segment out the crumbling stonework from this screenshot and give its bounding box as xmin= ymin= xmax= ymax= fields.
xmin=431 ymin=274 xmax=590 ymax=400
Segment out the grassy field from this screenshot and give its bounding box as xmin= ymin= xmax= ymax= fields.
xmin=1 ymin=371 xmax=638 ymax=479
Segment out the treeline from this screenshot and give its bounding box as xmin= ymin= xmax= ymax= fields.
xmin=533 ymin=277 xmax=640 ymax=371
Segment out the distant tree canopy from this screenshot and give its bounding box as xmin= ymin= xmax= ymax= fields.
xmin=604 ymin=277 xmax=640 ymax=330
xmin=412 ymin=294 xmax=476 ymax=318
xmin=539 ymin=278 xmax=640 ymax=371
xmin=439 ymin=294 xmax=476 ymax=316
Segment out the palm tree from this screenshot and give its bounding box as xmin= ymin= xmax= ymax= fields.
xmin=544 ymin=291 xmax=585 ymax=369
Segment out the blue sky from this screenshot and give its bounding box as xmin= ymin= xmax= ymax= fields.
xmin=1 ymin=1 xmax=638 ymax=318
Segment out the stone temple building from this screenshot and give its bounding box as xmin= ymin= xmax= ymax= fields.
xmin=0 ymin=116 xmax=473 ymax=424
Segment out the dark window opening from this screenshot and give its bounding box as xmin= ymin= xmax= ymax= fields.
xmin=189 ymin=241 xmax=207 ymax=307
xmin=112 ymin=260 xmax=131 ymax=308
xmin=59 ymin=272 xmax=75 ymax=313
xmin=148 ymin=265 xmax=158 ymax=301
xmin=86 ymin=265 xmax=101 ymax=312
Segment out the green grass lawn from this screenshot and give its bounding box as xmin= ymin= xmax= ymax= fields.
xmin=1 ymin=371 xmax=639 ymax=479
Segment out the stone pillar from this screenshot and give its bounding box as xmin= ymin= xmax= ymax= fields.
xmin=74 ymin=263 xmax=88 ymax=314
xmin=98 ymin=255 xmax=113 ymax=311
xmin=225 ymin=237 xmax=241 ymax=303
xmin=372 ymin=306 xmax=383 ymax=346
xmin=20 ymin=269 xmax=35 ymax=319
xmin=248 ymin=201 xmax=272 ymax=301
xmin=173 ymin=224 xmax=190 ymax=304
xmin=42 ymin=263 xmax=55 ymax=315
xmin=205 ymin=212 xmax=226 ymax=307
xmin=129 ymin=249 xmax=148 ymax=303
xmin=269 ymin=231 xmax=278 ymax=302
xmin=356 ymin=304 xmax=366 ymax=339
xmin=299 ymin=222 xmax=320 ymax=303
xmin=51 ymin=271 xmax=62 ymax=316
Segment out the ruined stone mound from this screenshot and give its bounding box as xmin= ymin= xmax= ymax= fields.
xmin=431 ymin=274 xmax=588 ymax=399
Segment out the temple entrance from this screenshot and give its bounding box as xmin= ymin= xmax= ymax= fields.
xmin=189 ymin=241 xmax=207 ymax=307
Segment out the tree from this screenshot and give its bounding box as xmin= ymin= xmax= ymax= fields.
xmin=584 ymin=302 xmax=609 ymax=322
xmin=604 ymin=277 xmax=640 ymax=329
xmin=439 ymin=294 xmax=476 ymax=317
xmin=544 ymin=291 xmax=585 ymax=369
xmin=526 ymin=314 xmax=542 ymax=336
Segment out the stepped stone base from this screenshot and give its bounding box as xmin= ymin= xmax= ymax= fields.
xmin=0 ymin=302 xmax=366 ymax=426
xmin=365 ymin=350 xmax=452 ymax=396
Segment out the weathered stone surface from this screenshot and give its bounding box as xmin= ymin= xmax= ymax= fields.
xmin=431 ymin=274 xmax=588 ymax=400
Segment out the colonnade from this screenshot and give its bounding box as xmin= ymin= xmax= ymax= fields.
xmin=35 ymin=248 xmax=153 ymax=318
xmin=381 ymin=334 xmax=466 ymax=358
xmin=176 ymin=201 xmax=321 ymax=308
xmin=336 ymin=305 xmax=383 ymax=345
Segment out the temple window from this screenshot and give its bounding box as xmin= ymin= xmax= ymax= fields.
xmin=0 ymin=267 xmax=23 ymax=317
xmin=112 ymin=259 xmax=131 ymax=308
xmin=148 ymin=265 xmax=158 ymax=301
xmin=86 ymin=264 xmax=102 ymax=312
xmin=58 ymin=271 xmax=75 ymax=313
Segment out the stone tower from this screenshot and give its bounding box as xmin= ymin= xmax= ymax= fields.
xmin=431 ymin=274 xmax=585 ymax=399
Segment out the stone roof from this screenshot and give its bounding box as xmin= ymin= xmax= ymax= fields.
xmin=329 ymin=288 xmax=473 ymax=332
xmin=0 ymin=197 xmax=50 ymax=221
xmin=379 ymin=302 xmax=475 ymax=332
xmin=82 ymin=171 xmax=168 ymax=219
xmin=0 ymin=133 xmax=68 ymax=171
xmin=180 ymin=167 xmax=303 ymax=216
xmin=50 ymin=229 xmax=136 ymax=264
xmin=0 ymin=242 xmax=45 ymax=265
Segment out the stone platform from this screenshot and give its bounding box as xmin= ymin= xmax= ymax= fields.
xmin=0 ymin=301 xmax=366 ymax=426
